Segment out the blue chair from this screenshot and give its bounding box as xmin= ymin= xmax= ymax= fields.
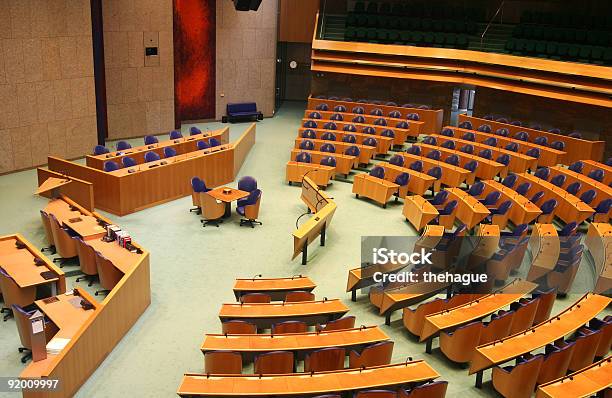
xmin=170 ymin=130 xmax=183 ymax=140
xmin=484 ymin=137 xmax=498 ymax=147
xmin=441 ymin=140 xmax=455 ymax=150
xmin=302 ymin=129 xmax=316 ymax=139
xmin=515 ymin=182 xmax=531 ymax=196
xmin=116 ymin=141 xmax=131 ymax=151
xmin=511 ymin=120 xmax=522 ymax=126
xmin=362 ymin=126 xmax=375 ymax=135
xmin=565 ymin=182 xmax=581 ymax=195
xmin=385 ymin=101 xmax=397 ymax=106
xmin=373 ymin=118 xmax=387 ymax=126
xmin=458 ymin=121 xmax=472 ymax=129
xmin=189 ymin=126 xmax=201 ymax=135
xmin=478 ymin=149 xmax=492 ymax=160
xmin=321 ymin=132 xmax=336 ymax=141
xmin=401 ymin=103 xmax=413 ymax=108
xmin=502 ymin=174 xmax=518 ymax=188
xmin=164 ymin=147 xmax=177 ymax=158
xmin=579 ymin=189 xmax=596 ymax=205
xmin=369 ymin=166 xmax=385 ymax=179
xmin=587 ymin=169 xmax=605 ymax=182
xmin=299 ymin=140 xmax=314 ymax=150
xmin=122 ymin=157 xmax=137 ymax=168
xmin=388 ymin=110 xmax=401 ymax=118
xmin=432 ymin=200 xmax=458 ymax=225
xmin=568 ymin=161 xmax=584 ymax=173
xmin=445 ymin=154 xmax=459 ymax=166
xmin=548 ymin=128 xmax=561 ymax=134
xmin=514 ymin=131 xmax=529 ymax=141
xmin=370 ymin=108 xmax=383 ymax=116
xmin=484 ymin=200 xmax=512 ymax=225
xmin=406 ymin=146 xmax=421 ymax=155
xmin=320 ymin=156 xmax=336 ymax=167
xmin=323 ymin=122 xmax=338 ymax=130
xmin=483 ymin=115 xmax=494 ymax=120
xmin=605 ymin=157 xmax=612 ymax=166
xmin=103 ymin=161 xmax=119 ymax=172
xmin=144 ymin=151 xmax=160 ymax=162
xmin=352 ymin=106 xmax=364 ymax=114
xmin=460 ymin=144 xmax=474 ymax=154
xmin=525 ymin=147 xmax=540 ymax=159
xmin=342 ymin=134 xmax=356 ymax=143
xmin=568 ymin=132 xmax=582 ymax=138
xmin=197 ymin=140 xmax=210 ymax=150
xmin=303 ymin=120 xmax=317 ymax=128
xmin=330 ymin=113 xmax=343 ymax=121
xmin=363 ymin=137 xmax=377 ymax=147
xmin=441 ymin=128 xmax=454 ymax=137
xmin=552 ymin=140 xmax=566 ymax=150
xmin=429 ymin=190 xmax=448 ymax=206
xmin=464 ymin=160 xmax=478 ymax=173
xmin=462 ymin=132 xmax=475 ymax=141
xmin=539 ymin=199 xmax=558 ymax=220
xmin=480 ymin=191 xmax=501 ymax=206
xmin=504 ymin=142 xmax=519 ymax=152
xmin=407 ymin=113 xmax=420 ymax=121
xmin=389 ymin=154 xmax=404 ymax=167
xmin=531 ymin=124 xmax=542 ymax=130
xmin=534 ymin=136 xmax=548 ymax=146
xmin=531 ymin=191 xmax=545 ymax=204
xmin=592 ymin=199 xmax=612 ymax=222
xmin=381 ymin=129 xmax=394 ymax=139
xmin=209 ymin=138 xmax=221 ymax=147
xmin=328 ymin=96 xmax=339 ymax=101
xmin=496 ymin=117 xmax=508 ymax=123
xmin=343 ymin=124 xmax=357 ymax=132
xmin=427 ymin=166 xmax=442 ymax=182
xmin=477 ymin=124 xmax=492 ymax=133
xmin=315 ymin=103 xmax=328 ymax=111
xmin=501 ymin=223 xmax=528 ymax=237
xmin=296 ymin=152 xmax=311 ymax=163
xmin=94 ymin=145 xmax=109 ymax=155
xmin=309 ymin=111 xmax=322 ymax=119
xmin=496 ymin=154 xmax=510 ymax=166
xmin=550 ymin=174 xmax=566 ymax=187
xmin=345 ymin=146 xmax=360 ymax=157
xmin=190 ymin=177 xmax=209 ymax=213
xmin=144 ymin=135 xmax=158 ymax=145
xmin=395 ymin=121 xmax=409 ymax=129
xmin=238 ymin=176 xmax=257 ymax=193
xmin=496 ymin=128 xmax=510 ymax=137
xmin=333 ymin=105 xmax=346 ymax=112
xmin=534 ymin=167 xmax=550 ymax=180
xmin=320 ymin=143 xmax=336 ymax=153
xmin=352 ymin=115 xmax=366 ymax=123
xmin=409 ymin=161 xmax=423 ymax=172
xmin=426 ymin=150 xmax=441 ymax=161
xmin=237 ymin=189 xmax=262 ymax=228
xmin=422 ymin=136 xmax=437 ymax=145
xmin=402 ymin=381 xmax=448 ymax=398
xmin=394 ymin=173 xmax=410 ymax=198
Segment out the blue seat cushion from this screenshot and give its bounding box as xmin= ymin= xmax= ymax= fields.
xmin=237 ymin=206 xmax=246 ymax=216
xmin=227 ymin=102 xmax=258 ymax=115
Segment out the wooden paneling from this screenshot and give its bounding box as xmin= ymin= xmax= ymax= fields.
xmin=36 ymin=168 xmax=95 ymax=212
xmin=279 ymin=0 xmax=319 ymax=43
xmin=232 ymin=123 xmax=256 ymax=177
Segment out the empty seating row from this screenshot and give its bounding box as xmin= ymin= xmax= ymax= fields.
xmin=345 ymin=28 xmax=470 ymax=49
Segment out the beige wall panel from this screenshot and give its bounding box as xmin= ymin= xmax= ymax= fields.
xmin=0 ymin=129 xmax=15 ymax=172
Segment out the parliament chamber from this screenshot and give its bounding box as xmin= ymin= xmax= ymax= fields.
xmin=0 ymin=0 xmax=610 ymax=397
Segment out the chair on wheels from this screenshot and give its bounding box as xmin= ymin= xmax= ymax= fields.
xmin=94 ymin=251 xmax=123 ymax=296
xmin=48 ymin=213 xmax=78 ymax=267
xmin=237 ymin=176 xmax=257 ymax=193
xmin=204 ymin=351 xmax=242 ymax=374
xmin=190 ymin=177 xmax=210 ymax=214
xmin=73 ymin=237 xmax=99 ymax=286
xmin=201 ymin=192 xmax=225 ymax=227
xmin=39 ymin=210 xmax=56 ymax=254
xmin=237 ymin=189 xmax=262 ymax=228
xmin=0 ymin=267 xmax=36 ymax=321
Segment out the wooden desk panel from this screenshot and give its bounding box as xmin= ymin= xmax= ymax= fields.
xmin=286 ymin=161 xmax=335 ymax=187
xmin=581 ymin=160 xmax=612 ymax=187
xmin=379 ymin=162 xmax=436 ymax=196
xmin=536 ymin=356 xmax=612 ymax=398
xmin=458 ymin=114 xmax=605 ymax=163
xmin=295 ymin=137 xmax=374 ymax=165
xmin=403 ymin=195 xmax=439 ymax=231
xmin=527 ymin=223 xmax=560 ymax=282
xmin=586 ymin=223 xmax=612 ymax=294
xmin=352 ymin=173 xmax=400 ymax=207
xmin=233 ymin=277 xmax=316 ymax=301
xmin=298 ymin=127 xmax=393 ymax=154
xmin=378 ymin=279 xmax=450 ymax=317
xmin=178 ymin=361 xmax=440 ymax=396
xmin=290 ymin=149 xmax=356 ymax=176
xmin=36 ymin=169 xmax=95 ymax=212
xmin=481 ymin=180 xmax=542 ymax=225
xmin=302 ymin=118 xmax=412 ymax=147
xmin=292 ymin=190 xmax=337 ymax=263
xmin=400 ymin=152 xmax=469 ymax=188
xmin=44 ymin=199 xmax=106 ymax=240
xmin=470 ymin=293 xmax=612 ymax=374
xmin=445 ymin=188 xmax=490 ymax=229
xmin=301 ymin=176 xmax=332 ymax=213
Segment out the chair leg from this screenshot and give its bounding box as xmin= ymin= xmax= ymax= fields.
xmin=240 ymin=219 xmax=262 ymax=228
xmin=95 ymin=289 xmax=110 ymax=296
xmin=3 ymin=308 xmax=13 ymax=321
xmin=202 ymin=219 xmax=223 ymax=228
xmin=189 ymin=207 xmax=201 ymax=214
xmin=19 ymin=347 xmax=32 ymax=363
xmin=41 ymin=245 xmax=56 ymax=254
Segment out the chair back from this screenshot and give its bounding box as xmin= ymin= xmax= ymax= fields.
xmin=197 ymin=140 xmax=210 ymax=150
xmin=530 ymin=191 xmax=544 ymax=204
xmin=477 ymin=124 xmax=492 ymax=133
xmin=103 ymin=161 xmax=120 ymax=172
xmin=363 ymin=137 xmax=377 ymax=147
xmin=344 ymin=146 xmax=359 ymax=157
xmin=302 ymin=129 xmax=316 ymax=138
xmin=550 ymin=140 xmax=565 ymax=150
xmin=74 ymin=237 xmax=98 ymax=276
xmin=116 ymin=141 xmax=131 ymax=150
xmin=509 ymin=297 xmax=539 ymax=334
xmin=296 ymin=152 xmax=312 ymax=163
xmin=550 ymin=174 xmax=566 ymax=187
xmin=95 ymin=252 xmax=123 ymax=291
xmin=342 ymin=134 xmax=357 ymax=143
xmin=440 ymin=321 xmax=483 ymax=363
xmin=201 ymin=192 xmax=226 ymax=222
xmin=515 ymin=182 xmax=530 ymax=196
xmin=492 ymin=354 xmax=543 ymax=398
xmin=496 ymin=127 xmax=510 ymax=136
xmin=401 ymin=381 xmax=448 ymax=398
xmin=333 ymin=105 xmax=346 ymax=112
xmin=440 ymin=128 xmax=454 ymax=137
xmin=427 ymin=166 xmax=442 ymax=179
xmin=484 ymin=137 xmax=498 ymax=146
xmin=40 ymin=210 xmax=55 ymax=246
xmin=94 ymin=145 xmax=109 ymax=155
xmin=370 ymin=108 xmax=383 ymax=116
xmin=320 ymin=143 xmax=336 ymax=153
xmin=221 ymin=320 xmax=257 ymax=334
xmin=321 ymin=132 xmax=336 ymax=141
xmin=589 ymin=316 xmax=612 ymax=357
xmin=254 ymin=351 xmax=294 ymax=374
xmin=407 ymin=113 xmax=420 ymax=120
xmin=330 ymin=113 xmax=343 ymax=121
xmin=534 ymin=167 xmax=550 ymax=180
xmin=482 ymin=191 xmax=501 ymax=206
xmin=381 ymin=129 xmax=394 ymax=138
xmin=362 ymin=126 xmax=375 ymax=134
xmin=316 ymin=103 xmax=328 ymax=111
xmin=445 ymin=154 xmax=459 ymax=166
xmin=464 ymin=160 xmax=478 ymax=172
xmin=394 ymin=172 xmax=409 ymax=186
xmin=480 ymin=310 xmax=514 ymax=345
xmin=189 ymin=126 xmax=201 ymax=135
xmin=49 ymin=214 xmax=77 ymax=258
xmin=355 ymin=390 xmax=396 ymax=398
xmin=505 ymin=142 xmax=518 ymax=152
xmin=353 ymin=115 xmax=366 ymax=124
xmin=240 ymin=292 xmax=271 ymax=303
xmin=272 ymin=320 xmax=308 ymax=334
xmin=396 ymin=121 xmax=408 ymax=129
xmin=144 ymin=151 xmax=160 ymax=162
xmin=352 ymin=106 xmax=364 ymax=114
xmin=316 ymin=316 xmax=356 ymax=332
xmin=540 ymin=199 xmax=558 ymax=215
xmin=462 ymin=132 xmax=475 ymax=141
xmin=204 ymin=351 xmax=242 ymax=374
xmin=0 ymin=267 xmax=36 ymax=309
xmin=568 ymin=327 xmax=603 ymax=372
xmin=12 ymin=304 xmax=35 ymax=349
xmin=403 ymin=298 xmax=445 ymax=336
xmin=304 ymin=347 xmax=346 ymax=372
xmin=534 ymin=136 xmax=548 ymax=146
xmin=514 ymin=131 xmax=529 ymax=141
xmin=349 ymin=341 xmax=394 ymax=368
xmin=458 ymin=121 xmax=472 ymax=129
xmin=144 ymin=135 xmax=158 ymax=145
xmin=496 ymin=154 xmax=510 ymax=166
xmin=122 ymin=157 xmax=137 ymax=167
xmin=369 ymin=166 xmax=385 ymax=179
xmin=441 ymin=140 xmax=455 ymax=150
xmin=389 ymin=155 xmax=404 ymax=167
xmin=323 ymin=122 xmax=337 ymax=130
xmin=430 ymin=190 xmax=448 ymax=205
xmin=537 ymin=341 xmax=575 ymax=384
xmin=169 ymin=130 xmax=183 ymax=140
xmin=238 ymin=176 xmax=257 ymax=192
xmin=285 ymin=290 xmax=315 ymax=302
xmin=406 ymin=146 xmax=421 ymax=155
xmin=209 ymin=137 xmax=221 ymax=147
xmin=579 ymin=189 xmax=596 ymax=204
xmin=304 ymin=120 xmax=317 ymax=128
xmin=426 ymin=150 xmax=441 ymax=160
xmin=309 ymin=111 xmax=322 ymax=119
xmin=343 ymin=124 xmax=357 ymax=132
xmin=164 ymin=147 xmax=177 ymax=158
xmin=502 ymin=174 xmax=517 ymax=188
xmin=467 ymin=181 xmax=484 ymax=196
xmin=422 ymin=136 xmax=436 ymax=145
xmin=460 ymin=144 xmax=474 ymax=154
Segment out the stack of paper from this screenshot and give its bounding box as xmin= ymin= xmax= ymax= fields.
xmin=46 ymin=337 xmax=70 ymax=355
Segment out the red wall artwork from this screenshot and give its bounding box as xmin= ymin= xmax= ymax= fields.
xmin=173 ymin=0 xmax=216 ymax=123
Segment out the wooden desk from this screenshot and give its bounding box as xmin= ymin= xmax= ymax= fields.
xmin=481 ymin=180 xmax=542 ymax=225
xmin=445 ymin=188 xmax=490 ymax=229
xmin=36 ymin=177 xmax=72 ymax=196
xmin=295 ymin=137 xmax=373 ymax=165
xmin=376 ymin=279 xmax=450 ymax=325
xmin=430 ymin=134 xmax=536 ymax=174
xmin=352 ymin=173 xmax=400 ymax=208
xmin=302 ymin=118 xmax=411 ymax=147
xmin=581 ymin=160 xmax=612 ymax=187
xmin=208 ymin=186 xmax=249 ymax=218
xmin=417 ymin=142 xmax=506 ymax=182
xmin=0 ymin=235 xmax=65 ymax=296
xmin=447 ymin=126 xmax=566 ymax=167
xmin=300 ymin=176 xmax=333 ymax=213
xmin=44 ymin=199 xmax=106 ymax=240
xmin=298 ymin=127 xmax=393 ymax=154
xmin=85 ymin=128 xmax=229 ymax=170
xmin=178 ymin=361 xmax=440 ymax=396
xmin=218 ymin=299 xmax=349 ymax=328
xmin=233 ymin=276 xmax=316 ymax=301
xmin=458 ymin=114 xmax=606 ymax=163
xmin=586 ymin=223 xmax=612 ymax=294
xmin=516 ymin=173 xmax=595 ymax=224
xmin=201 ymin=326 xmax=389 ymax=356
xmin=551 ymin=166 xmax=611 ymax=220
xmin=400 ymin=152 xmax=470 ymax=189
xmin=36 ymin=169 xmax=95 ymax=212
xmin=308 ymin=95 xmax=444 ymax=133
xmin=470 ymin=293 xmax=612 ymax=376
xmin=527 ymin=223 xmax=560 ymax=282
xmin=536 ymin=355 xmax=612 ymax=398
xmin=286 ymin=161 xmax=335 ymax=187
xmin=290 ymin=148 xmax=356 ymax=176
xmin=470 ymin=224 xmax=501 ymax=264
xmin=420 ymin=279 xmax=537 ymax=342
xmin=379 ymin=162 xmax=436 ymax=196
xmin=403 ymin=195 xmax=439 ymax=231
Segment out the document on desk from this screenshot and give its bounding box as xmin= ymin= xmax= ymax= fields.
xmin=46 ymin=338 xmax=70 ymax=355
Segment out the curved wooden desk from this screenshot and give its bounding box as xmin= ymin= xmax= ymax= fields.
xmin=535 ymin=355 xmax=612 ymax=398
xmin=458 ymin=115 xmax=605 ymax=163
xmin=375 ymin=279 xmax=450 ymax=325
xmin=290 ymin=148 xmax=356 ymax=176
xmin=201 ymin=326 xmax=389 ymax=357
xmin=481 ymin=180 xmax=542 ymax=225
xmin=298 ymin=127 xmax=393 ymax=154
xmin=581 ymin=160 xmax=612 ymax=187
xmin=233 ymin=276 xmax=316 ymax=301
xmin=307 ymin=95 xmax=444 ymax=133
xmin=286 ymin=161 xmax=335 ymax=187
xmin=470 ymin=293 xmax=612 ymax=383
xmin=444 ymin=188 xmax=490 ymax=229
xmin=295 ymin=137 xmax=374 ymax=165
xmin=379 ymin=162 xmax=436 ymax=196
xmin=400 ymin=152 xmax=470 ymax=189
xmin=515 ymin=173 xmax=595 ymax=224
xmin=178 ymin=361 xmax=440 ymax=396
xmin=352 ymin=173 xmax=400 ymax=207
xmin=446 ymin=126 xmax=566 ymax=167
xmin=585 ymin=223 xmax=612 ymax=294
xmin=402 ymin=195 xmax=439 ymax=231
xmin=526 ymin=223 xmax=560 ymax=282
xmin=302 ymin=118 xmax=412 ymax=147
xmin=550 ymin=166 xmax=612 ymax=221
